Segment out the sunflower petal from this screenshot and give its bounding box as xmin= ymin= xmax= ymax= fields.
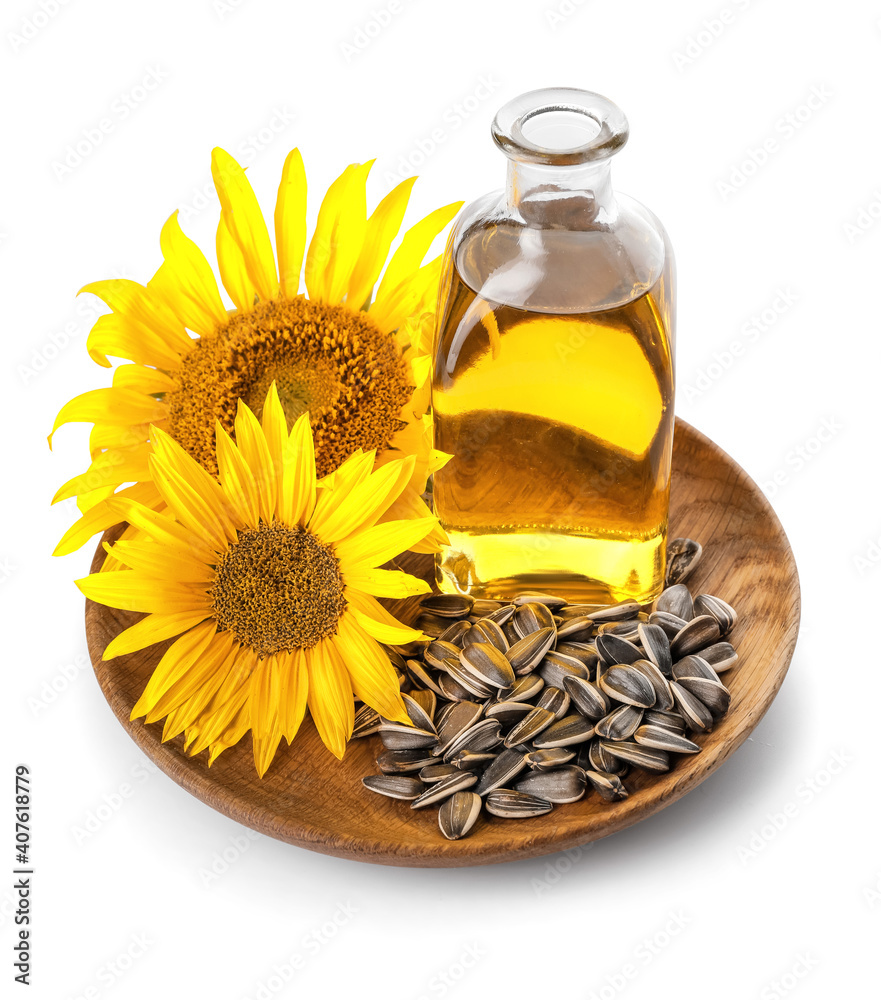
xmin=216 ymin=214 xmax=256 ymax=312
xmin=104 ymin=609 xmax=212 ymax=659
xmin=275 ymin=148 xmax=307 ymax=298
xmin=105 ymin=498 xmax=216 ymax=564
xmin=214 ymin=424 xmax=259 ymax=525
xmin=278 ymin=412 xmax=316 ymax=526
xmin=211 ymin=147 xmax=278 ymax=302
xmin=77 ymin=570 xmax=209 ymax=615
xmin=233 ymin=397 xmax=278 ymax=523
xmin=346 ymin=588 xmax=425 ymax=644
xmin=346 ymin=176 xmax=416 ymax=310
xmin=150 ymin=210 xmax=228 ymax=334
xmin=79 ymin=278 xmax=193 ymax=356
xmin=52 ymin=482 xmax=162 ymax=557
xmin=148 ymin=456 xmax=231 ymax=551
xmin=112 ymin=365 xmax=178 ymax=395
xmin=342 ymin=566 xmax=431 ymax=599
xmin=130 ymin=622 xmax=217 ymax=719
xmin=85 ymin=312 xmax=183 ymax=370
xmin=278 ymin=648 xmax=309 ymax=744
xmin=370 ymin=255 xmax=443 ymax=335
xmin=49 ymin=388 xmax=167 ymax=449
xmin=334 ymin=613 xmax=408 ymax=723
xmin=249 ymin=658 xmax=284 ymax=777
xmin=102 ymin=538 xmax=215 ymax=583
xmin=335 ymin=517 xmax=437 ymax=571
xmin=158 ymin=632 xmax=238 ymax=738
xmin=307 ymin=641 xmax=354 ymax=760
xmin=52 ymin=447 xmax=153 ymax=504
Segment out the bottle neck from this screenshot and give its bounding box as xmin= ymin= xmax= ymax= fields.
xmin=505 ymin=158 xmax=616 ymax=228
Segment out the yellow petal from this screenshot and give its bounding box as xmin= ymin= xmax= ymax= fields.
xmin=309 ymin=455 xmax=415 ymax=544
xmin=306 ymin=641 xmax=354 ymax=760
xmin=102 ymin=538 xmax=215 ymax=583
xmin=130 ymin=622 xmax=217 ymax=718
xmin=216 ymin=214 xmax=256 ymax=312
xmin=148 ymin=457 xmax=231 ymax=552
xmin=187 ymin=652 xmax=254 ymax=757
xmin=104 ymin=609 xmax=212 ymax=659
xmin=52 ymin=482 xmax=162 ymax=557
xmin=89 ymin=421 xmax=151 ymax=458
xmin=277 ymin=648 xmax=309 ymax=744
xmin=77 ymin=570 xmax=210 ymax=615
xmin=275 ymin=148 xmax=307 ymax=298
xmin=345 ymin=588 xmax=425 ymax=645
xmin=381 ymin=483 xmax=449 ymax=553
xmin=211 ymin=147 xmax=278 ymax=301
xmin=105 ymin=497 xmax=216 ymax=564
xmin=214 ymin=424 xmax=259 ymax=525
xmin=374 ymin=201 xmax=462 ymax=308
xmin=249 ymin=658 xmax=283 ymax=777
xmin=278 ymin=412 xmax=316 ymax=526
xmin=346 ymin=176 xmax=416 ymax=310
xmin=161 ymin=632 xmax=238 ymax=737
xmin=112 ymin=364 xmax=178 ymax=395
xmin=149 ymin=210 xmax=228 ymax=334
xmin=308 ymin=448 xmax=376 ymax=529
xmin=335 ymin=517 xmax=437 ymax=571
xmin=49 ymin=388 xmax=167 ymax=449
xmin=233 ymin=396 xmax=277 ymax=524
xmin=304 ymin=162 xmax=372 ymax=304
xmin=85 ymin=312 xmax=183 ymax=370
xmin=52 ymin=447 xmax=153 ymax=504
xmin=370 ymin=255 xmax=443 ymax=335
xmin=256 ymin=383 xmax=286 ymax=517
xmin=79 ymin=278 xmax=193 ymax=356
xmin=342 ymin=566 xmax=431 ymax=599
xmin=334 ymin=613 xmax=409 ymax=723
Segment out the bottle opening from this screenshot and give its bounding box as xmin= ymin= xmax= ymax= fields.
xmin=492 ymin=87 xmax=629 ymax=166
xmin=519 ymin=107 xmax=602 ymax=151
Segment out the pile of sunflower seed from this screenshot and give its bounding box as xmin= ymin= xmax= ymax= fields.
xmin=358 ymin=538 xmax=739 ymax=841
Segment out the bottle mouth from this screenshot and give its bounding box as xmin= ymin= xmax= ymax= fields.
xmin=492 ymin=88 xmax=629 ymax=166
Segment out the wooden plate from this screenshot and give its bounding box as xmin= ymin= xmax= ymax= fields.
xmin=85 ymin=418 xmax=800 ymax=867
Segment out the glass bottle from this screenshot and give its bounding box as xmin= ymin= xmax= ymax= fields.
xmin=431 ymin=88 xmax=675 ymax=605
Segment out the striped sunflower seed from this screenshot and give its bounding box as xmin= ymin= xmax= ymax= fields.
xmin=585 ymin=769 xmax=629 ymax=801
xmin=594 ymin=704 xmax=644 ymax=741
xmin=362 ymin=775 xmax=425 ymax=800
xmin=670 ymin=615 xmax=722 ymax=658
xmin=460 ymin=642 xmax=515 ymax=689
xmin=485 ymin=789 xmax=553 ymax=818
xmin=507 ymin=627 xmax=556 ymax=675
xmin=524 ymin=748 xmax=575 ymax=770
xmin=665 ymin=537 xmax=702 ymax=586
xmin=420 ymin=594 xmax=474 ymax=618
xmin=563 ymin=676 xmax=610 ymax=721
xmin=600 ymin=739 xmax=671 ymax=772
xmin=531 ymin=714 xmax=595 ymax=748
xmin=599 ymin=665 xmax=657 ymax=708
xmin=515 ymin=766 xmax=586 ymax=803
xmin=634 ymin=724 xmax=700 ymax=754
xmin=411 ymin=770 xmax=478 ymax=809
xmin=438 ymin=791 xmax=482 ymax=840
xmin=475 ymin=748 xmax=528 ymax=795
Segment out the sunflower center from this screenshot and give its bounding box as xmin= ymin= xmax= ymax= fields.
xmin=210 ymin=523 xmax=346 ymax=656
xmin=164 ymin=295 xmax=413 ymax=478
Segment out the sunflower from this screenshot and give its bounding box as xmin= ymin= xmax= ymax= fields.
xmin=78 ymin=383 xmax=433 ymax=776
xmin=50 ymin=147 xmax=460 ymax=563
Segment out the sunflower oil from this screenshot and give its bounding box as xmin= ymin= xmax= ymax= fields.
xmin=432 ymin=222 xmax=675 ymax=605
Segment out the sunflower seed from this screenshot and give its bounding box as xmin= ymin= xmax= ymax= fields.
xmin=411 ymin=770 xmax=478 ymax=809
xmin=644 ymin=709 xmax=687 ymax=734
xmin=596 ymin=620 xmax=641 ymax=641
xmin=672 ymin=654 xmax=720 ymax=682
xmin=631 ymin=659 xmax=674 ymax=711
xmin=438 ymin=620 xmax=471 ymax=647
xmin=377 ymin=749 xmax=439 ymax=774
xmin=670 ymin=681 xmax=714 ymax=732
xmin=585 ymin=770 xmax=629 ymax=801
xmin=634 ymin=724 xmax=701 ymax=754
xmin=504 ymin=706 xmax=556 ymax=747
xmin=599 ymin=665 xmax=656 ymax=708
xmin=563 ymin=676 xmax=610 ymax=721
xmin=506 ymin=627 xmax=556 ymax=675
xmin=513 ymin=592 xmax=568 ymax=608
xmin=385 ymin=647 xmax=409 ymax=671
xmin=408 ymin=689 xmax=436 ymax=722
xmin=701 ymin=642 xmax=739 ymax=672
xmin=471 ymin=599 xmax=503 ymax=617
xmin=648 ymin=611 xmax=690 ymax=638
xmin=401 ymin=694 xmax=437 ymax=734
xmin=442 ymin=719 xmax=503 ymax=761
xmin=538 ymin=651 xmax=589 ymax=689
xmin=475 ymin=748 xmax=528 ymax=795
xmin=353 ymin=705 xmax=382 ymax=738
xmin=665 ymin=537 xmax=702 ymax=585
xmin=654 ymin=583 xmax=694 ymax=621
xmin=483 ymin=604 xmax=517 ymax=626
xmin=460 ymin=642 xmax=515 ymax=689
xmin=379 ymin=724 xmax=438 ymax=750
xmin=637 ymin=622 xmax=673 ymax=676
xmin=485 ymin=789 xmax=553 ymax=818
xmin=443 ymin=659 xmax=496 ymax=699
xmin=532 ymin=714 xmax=596 ymax=748
xmin=694 ymin=594 xmax=736 ymax=634
xmin=584 ymin=738 xmax=630 ymax=776
xmin=596 ymin=633 xmax=643 ymax=666
xmin=362 ymin=775 xmax=425 ymax=800
xmin=558 ymin=604 xmax=594 ymax=619
xmin=676 ymin=676 xmax=731 ymax=716
xmin=507 ymin=674 xmax=545 ymax=702
xmin=435 ymin=701 xmax=484 ymax=750
xmin=415 ymin=612 xmax=450 ymax=638
xmin=420 ymin=594 xmax=475 ymax=618
xmin=419 ymin=763 xmax=459 ymax=783
xmin=600 ymin=739 xmax=670 ymax=772
xmin=451 ymin=750 xmax=498 ymax=770
xmin=515 ymin=766 xmax=586 ymax=803
xmin=438 ymin=673 xmax=474 ymax=702
xmin=485 ymin=700 xmax=534 ymax=725
xmin=438 ymin=791 xmax=482 ymax=840
xmin=594 ymin=704 xmax=644 ymax=741
xmin=555 ymin=641 xmax=599 ymax=667
xmin=524 ymin=748 xmax=575 ymax=770
xmin=513 ymin=602 xmax=556 ymax=637
xmin=536 ymin=686 xmax=570 ymax=719
xmin=589 ymin=600 xmax=642 ymax=623
xmin=465 ymin=619 xmax=509 ymax=653
xmin=406 ymin=658 xmax=444 ymax=695
xmin=556 ymin=615 xmax=595 ymax=639
xmin=670 ymin=615 xmax=722 ymax=658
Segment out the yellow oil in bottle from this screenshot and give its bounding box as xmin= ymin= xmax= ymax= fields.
xmin=431 ymin=224 xmax=675 ymax=605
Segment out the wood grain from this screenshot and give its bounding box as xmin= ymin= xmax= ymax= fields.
xmin=84 ymin=418 xmax=800 ymax=867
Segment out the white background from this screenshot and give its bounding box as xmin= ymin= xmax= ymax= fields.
xmin=3 ymin=0 xmax=879 ymax=998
